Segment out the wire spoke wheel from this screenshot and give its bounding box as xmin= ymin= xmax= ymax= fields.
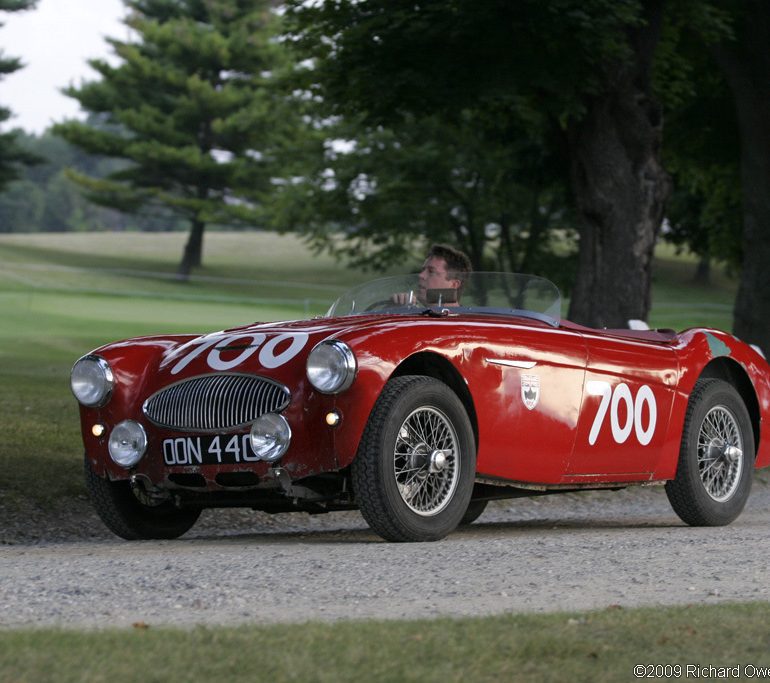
xmin=352 ymin=375 xmax=476 ymax=542
xmin=665 ymin=378 xmax=754 ymax=527
xmin=394 ymin=406 xmax=460 ymax=516
xmin=697 ymin=405 xmax=743 ymax=502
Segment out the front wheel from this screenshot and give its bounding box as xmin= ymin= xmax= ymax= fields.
xmin=85 ymin=457 xmax=200 ymax=540
xmin=352 ymin=376 xmax=476 ymax=542
xmin=665 ymin=378 xmax=754 ymax=526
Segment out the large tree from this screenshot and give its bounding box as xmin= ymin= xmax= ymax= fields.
xmin=566 ymin=1 xmax=670 ymax=326
xmin=0 ymin=0 xmax=38 ymax=191
xmin=286 ymin=0 xmax=672 ymax=326
xmin=55 ymin=0 xmax=290 ymax=277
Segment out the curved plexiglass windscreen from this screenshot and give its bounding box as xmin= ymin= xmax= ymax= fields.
xmin=327 ymin=272 xmax=561 ymax=326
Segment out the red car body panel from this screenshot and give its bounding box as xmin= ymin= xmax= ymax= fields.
xmin=77 ymin=310 xmax=770 ymax=498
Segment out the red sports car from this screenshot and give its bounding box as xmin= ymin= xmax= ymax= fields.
xmin=71 ymin=273 xmax=770 ymax=542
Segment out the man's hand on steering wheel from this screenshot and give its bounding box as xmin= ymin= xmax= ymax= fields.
xmin=391 ymin=292 xmax=416 ymax=305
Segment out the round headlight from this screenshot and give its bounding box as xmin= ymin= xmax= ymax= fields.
xmin=250 ymin=413 xmax=291 ymax=463
xmin=71 ymin=355 xmax=114 ymax=407
xmin=108 ymin=420 xmax=147 ymax=468
xmin=306 ymin=340 xmax=357 ymax=394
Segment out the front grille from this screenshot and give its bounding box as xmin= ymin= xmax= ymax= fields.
xmin=142 ymin=373 xmax=290 ymax=432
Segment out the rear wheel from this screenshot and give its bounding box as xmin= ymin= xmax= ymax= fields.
xmin=352 ymin=376 xmax=476 ymax=542
xmin=665 ymin=378 xmax=753 ymax=526
xmin=85 ymin=457 xmax=200 ymax=540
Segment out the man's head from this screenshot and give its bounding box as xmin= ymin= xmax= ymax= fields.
xmin=418 ymin=244 xmax=472 ymax=303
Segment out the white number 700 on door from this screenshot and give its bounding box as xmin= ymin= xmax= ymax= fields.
xmin=586 ymin=381 xmax=657 ymax=446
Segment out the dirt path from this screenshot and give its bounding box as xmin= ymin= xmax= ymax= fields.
xmin=2 ymin=481 xmax=769 ymax=629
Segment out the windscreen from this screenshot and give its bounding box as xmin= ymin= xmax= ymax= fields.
xmin=326 ymin=272 xmax=561 ymax=325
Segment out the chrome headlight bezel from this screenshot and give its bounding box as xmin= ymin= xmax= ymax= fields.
xmin=108 ymin=419 xmax=147 ymax=468
xmin=306 ymin=340 xmax=357 ymax=394
xmin=70 ymin=355 xmax=115 ymax=407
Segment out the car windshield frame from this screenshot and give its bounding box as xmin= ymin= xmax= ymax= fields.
xmin=326 ymin=272 xmax=561 ymax=326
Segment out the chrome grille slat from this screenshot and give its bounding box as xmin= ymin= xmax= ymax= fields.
xmin=230 ymin=375 xmax=242 ymax=431
xmin=143 ymin=373 xmax=290 ymax=433
xmin=236 ymin=376 xmax=250 ymax=429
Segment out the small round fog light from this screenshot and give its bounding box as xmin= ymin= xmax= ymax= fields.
xmin=250 ymin=413 xmax=291 ymax=463
xmin=108 ymin=420 xmax=147 ymax=468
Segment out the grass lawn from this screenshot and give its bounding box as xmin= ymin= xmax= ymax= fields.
xmin=649 ymin=242 xmax=735 ymax=331
xmin=2 ymin=603 xmax=770 ymax=682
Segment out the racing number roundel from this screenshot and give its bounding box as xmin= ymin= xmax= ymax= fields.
xmin=587 ymin=381 xmax=657 ymax=446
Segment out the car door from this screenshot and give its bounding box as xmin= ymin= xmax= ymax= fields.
xmin=566 ymin=332 xmax=678 ymax=480
xmin=469 ymin=322 xmax=588 ymax=483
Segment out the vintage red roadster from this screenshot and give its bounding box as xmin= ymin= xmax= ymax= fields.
xmin=71 ymin=272 xmax=770 ymax=542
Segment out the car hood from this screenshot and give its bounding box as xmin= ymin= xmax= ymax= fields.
xmin=93 ymin=315 xmax=409 ymax=391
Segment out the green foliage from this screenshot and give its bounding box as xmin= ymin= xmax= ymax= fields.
xmin=0 ymin=0 xmax=39 ymax=191
xmin=656 ymin=1 xmax=742 ymax=274
xmin=273 ymin=105 xmax=578 ymax=289
xmin=0 ymin=178 xmax=44 ymax=230
xmin=0 ymin=1 xmax=37 ymax=77
xmin=280 ymin=1 xmax=597 ymax=286
xmin=284 ymin=0 xmax=644 ymax=128
xmin=0 ymin=130 xmax=177 ymax=233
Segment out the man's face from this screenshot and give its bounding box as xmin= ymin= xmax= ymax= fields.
xmin=418 ymin=256 xmax=461 ymax=302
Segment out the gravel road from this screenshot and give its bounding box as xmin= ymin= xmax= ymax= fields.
xmin=2 ymin=480 xmax=770 ymax=629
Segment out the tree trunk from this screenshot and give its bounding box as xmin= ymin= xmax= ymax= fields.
xmin=712 ymin=2 xmax=770 ymax=352
xmin=566 ymin=0 xmax=670 ymax=328
xmin=693 ymin=255 xmax=711 ymax=285
xmin=178 ymin=217 xmax=205 ymax=279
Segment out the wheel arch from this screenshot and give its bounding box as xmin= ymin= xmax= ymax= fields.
xmin=391 ymin=351 xmax=479 ymax=450
xmin=699 ymin=357 xmax=760 ymax=457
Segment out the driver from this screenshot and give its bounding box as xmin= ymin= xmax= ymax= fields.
xmin=394 ymin=243 xmax=472 ymax=306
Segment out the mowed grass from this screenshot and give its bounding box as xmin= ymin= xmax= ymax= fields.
xmin=649 ymin=242 xmax=736 ymax=331
xmin=3 ymin=603 xmax=770 ymax=683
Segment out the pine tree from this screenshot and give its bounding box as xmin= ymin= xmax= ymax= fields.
xmin=55 ymin=0 xmax=288 ymax=277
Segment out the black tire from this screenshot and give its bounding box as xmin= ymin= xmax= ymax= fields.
xmin=352 ymin=375 xmax=476 ymax=542
xmin=665 ymin=378 xmax=754 ymax=526
xmin=85 ymin=457 xmax=200 ymax=540
xmin=460 ymin=499 xmax=489 ymax=526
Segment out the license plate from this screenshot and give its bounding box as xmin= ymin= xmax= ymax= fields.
xmin=162 ymin=434 xmax=259 ymax=466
